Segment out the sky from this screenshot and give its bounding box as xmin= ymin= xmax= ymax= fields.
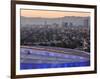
xmin=21 ymin=9 xmax=90 ymax=18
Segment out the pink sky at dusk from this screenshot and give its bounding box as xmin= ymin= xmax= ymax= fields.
xmin=21 ymin=9 xmax=90 ymax=18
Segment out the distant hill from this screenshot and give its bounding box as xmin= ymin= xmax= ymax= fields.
xmin=21 ymin=16 xmax=90 ymax=28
